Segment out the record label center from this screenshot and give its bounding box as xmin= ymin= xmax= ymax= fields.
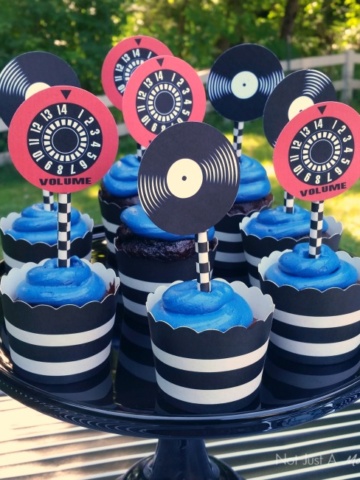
xmin=288 ymin=116 xmax=354 ymax=186
xmin=27 ymin=102 xmax=103 ymax=177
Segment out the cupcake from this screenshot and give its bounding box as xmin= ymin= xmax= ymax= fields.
xmin=259 ymin=243 xmax=360 ymax=365
xmin=0 ymin=202 xmax=93 ymax=271
xmin=147 ymin=278 xmax=274 ymax=413
xmin=98 ymin=154 xmax=140 ymax=268
xmin=240 ymin=205 xmax=342 ymax=287
xmin=213 ymin=154 xmax=273 ymax=283
xmin=1 ymin=256 xmax=119 ymax=384
xmin=115 ymin=204 xmax=218 ymax=384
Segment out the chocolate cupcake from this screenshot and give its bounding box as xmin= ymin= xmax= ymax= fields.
xmin=240 ymin=205 xmax=342 ymax=287
xmin=115 ymin=204 xmax=217 ymax=384
xmin=98 ymin=154 xmax=140 ymax=268
xmin=0 ymin=203 xmax=93 ymax=271
xmin=1 ymin=257 xmax=119 ymax=384
xmin=147 ymin=278 xmax=274 ymax=413
xmin=259 ymin=244 xmax=360 ymax=365
xmin=213 ymin=154 xmax=273 ymax=283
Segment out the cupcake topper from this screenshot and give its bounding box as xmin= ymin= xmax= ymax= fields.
xmin=101 ymin=35 xmax=173 ymax=160
xmin=122 ymin=55 xmax=207 ymax=148
xmin=263 ymin=69 xmax=336 ymax=214
xmin=0 ymin=51 xmax=81 ymax=212
xmin=138 ymin=121 xmax=239 ymax=291
xmin=207 ymin=44 xmax=284 ymax=161
xmin=274 ymin=101 xmax=360 ymax=258
xmin=8 ymin=85 xmax=119 ymax=267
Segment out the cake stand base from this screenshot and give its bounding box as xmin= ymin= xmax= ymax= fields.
xmin=117 ymin=438 xmax=243 ymax=480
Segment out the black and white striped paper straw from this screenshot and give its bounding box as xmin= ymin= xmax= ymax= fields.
xmin=308 ymin=201 xmax=324 ymax=258
xmin=195 ymin=231 xmax=211 ymax=292
xmin=42 ymin=190 xmax=54 ymax=211
xmin=57 ymin=193 xmax=72 ymax=267
xmin=136 ymin=143 xmax=146 ymax=162
xmin=233 ymin=121 xmax=244 ymax=161
xmin=283 ymin=191 xmax=294 ymax=214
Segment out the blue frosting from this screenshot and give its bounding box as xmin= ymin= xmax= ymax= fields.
xmin=245 ymin=205 xmax=328 ymax=239
xmin=265 ymin=243 xmax=358 ymax=290
xmin=236 ymin=154 xmax=271 ymax=202
xmin=102 ymin=154 xmax=139 ymax=197
xmin=5 ymin=203 xmax=89 ymax=245
xmin=16 ymin=256 xmax=107 ymax=307
xmin=121 ymin=204 xmax=215 ymax=242
xmin=151 ymin=279 xmax=253 ymax=332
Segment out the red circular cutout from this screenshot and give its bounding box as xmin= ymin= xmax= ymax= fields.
xmin=8 ymin=85 xmax=119 ymax=193
xmin=122 ymin=55 xmax=206 ymax=146
xmin=101 ymin=36 xmax=172 ymax=111
xmin=273 ymin=101 xmax=360 ymax=201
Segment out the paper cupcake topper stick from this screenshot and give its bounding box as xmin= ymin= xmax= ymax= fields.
xmin=274 ymin=101 xmax=360 ymax=258
xmin=0 ymin=51 xmax=81 ymax=212
xmin=207 ymin=43 xmax=284 ymax=161
xmin=8 ymin=85 xmax=119 ymax=267
xmin=264 ymin=69 xmax=336 ymax=214
xmin=309 ymin=201 xmax=324 ymax=258
xmin=138 ymin=121 xmax=239 ymax=292
xmin=122 ymin=55 xmax=206 ymax=147
xmin=101 ymin=35 xmax=173 ymax=111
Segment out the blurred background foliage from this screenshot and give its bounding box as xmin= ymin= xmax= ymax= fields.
xmin=1 ymin=0 xmax=360 ymax=94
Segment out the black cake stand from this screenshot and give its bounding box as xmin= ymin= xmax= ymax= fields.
xmin=1 ymin=231 xmax=360 ymax=479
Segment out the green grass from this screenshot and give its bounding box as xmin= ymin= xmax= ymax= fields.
xmin=0 ymin=109 xmax=359 ymax=256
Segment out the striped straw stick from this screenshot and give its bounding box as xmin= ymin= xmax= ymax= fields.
xmin=283 ymin=191 xmax=295 ymax=214
xmin=137 ymin=143 xmax=146 ymax=162
xmin=195 ymin=231 xmax=211 ymax=292
xmin=42 ymin=190 xmax=54 ymax=211
xmin=57 ymin=193 xmax=72 ymax=267
xmin=308 ymin=201 xmax=324 ymax=259
xmin=233 ymin=121 xmax=244 ymax=161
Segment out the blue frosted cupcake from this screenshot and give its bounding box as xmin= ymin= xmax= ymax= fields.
xmin=147 ymin=278 xmax=274 ymax=413
xmin=0 ymin=203 xmax=93 ymax=271
xmin=240 ymin=205 xmax=342 ymax=286
xmin=98 ymin=154 xmax=140 ymax=267
xmin=1 ymin=256 xmax=119 ymax=384
xmin=259 ymin=244 xmax=360 ymax=365
xmin=213 ymin=154 xmax=273 ymax=283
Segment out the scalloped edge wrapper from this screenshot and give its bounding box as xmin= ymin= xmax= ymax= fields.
xmin=258 ymin=250 xmax=360 ymax=365
xmin=0 ymin=213 xmax=94 ymax=272
xmin=115 ymin=240 xmax=218 ymax=384
xmin=0 ymin=259 xmax=120 ymax=385
xmin=240 ymin=214 xmax=343 ymax=287
xmin=146 ymin=279 xmax=274 ymax=414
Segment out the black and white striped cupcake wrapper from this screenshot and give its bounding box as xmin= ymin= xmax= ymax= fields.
xmin=115 ymin=246 xmax=217 ymax=383
xmin=259 ymin=251 xmax=360 ymax=365
xmin=0 ymin=213 xmax=94 ymax=272
xmin=0 ymin=261 xmax=119 ymax=385
xmin=241 ymin=215 xmax=343 ymax=288
xmin=213 ymin=212 xmax=248 ymax=283
xmin=147 ymin=280 xmax=274 ymax=414
xmin=261 ymin=349 xmax=360 ymax=406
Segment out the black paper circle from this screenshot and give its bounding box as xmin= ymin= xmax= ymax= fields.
xmin=207 ymin=44 xmax=284 ymax=122
xmin=138 ymin=122 xmax=239 ymax=235
xmin=263 ymin=69 xmax=337 ymax=147
xmin=0 ymin=51 xmax=80 ymax=126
